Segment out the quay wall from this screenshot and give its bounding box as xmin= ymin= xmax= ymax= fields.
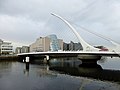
xmin=0 ymin=55 xmax=19 ymax=61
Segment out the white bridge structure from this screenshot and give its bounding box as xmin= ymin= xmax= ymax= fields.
xmin=18 ymin=13 xmax=120 ymax=64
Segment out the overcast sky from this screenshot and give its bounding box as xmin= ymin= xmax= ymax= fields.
xmin=0 ymin=0 xmax=120 ymax=48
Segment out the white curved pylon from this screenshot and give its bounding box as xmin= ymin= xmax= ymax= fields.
xmin=51 ymin=13 xmax=99 ymax=51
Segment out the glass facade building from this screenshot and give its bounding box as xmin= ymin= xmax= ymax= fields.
xmin=47 ymin=34 xmax=61 ymax=51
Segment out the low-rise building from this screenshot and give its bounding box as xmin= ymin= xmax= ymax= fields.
xmin=63 ymin=42 xmax=69 ymax=51
xmin=15 ymin=47 xmax=22 ymax=54
xmin=15 ymin=46 xmax=29 ymax=54
xmin=63 ymin=41 xmax=83 ymax=51
xmin=21 ymin=46 xmax=29 ymax=53
xmin=0 ymin=39 xmax=13 ymax=55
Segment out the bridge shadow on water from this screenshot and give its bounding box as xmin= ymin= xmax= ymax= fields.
xmin=39 ymin=57 xmax=120 ymax=83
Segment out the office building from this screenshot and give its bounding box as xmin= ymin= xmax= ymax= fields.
xmin=0 ymin=39 xmax=13 ymax=55
xmin=21 ymin=46 xmax=29 ymax=53
xmin=30 ymin=37 xmax=50 ymax=52
xmin=30 ymin=34 xmax=63 ymax=52
xmin=47 ymin=34 xmax=63 ymax=51
xmin=63 ymin=42 xmax=69 ymax=51
xmin=63 ymin=41 xmax=83 ymax=51
xmin=15 ymin=46 xmax=29 ymax=54
xmin=15 ymin=47 xmax=22 ymax=54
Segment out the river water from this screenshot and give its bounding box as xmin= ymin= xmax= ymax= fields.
xmin=0 ymin=57 xmax=120 ymax=90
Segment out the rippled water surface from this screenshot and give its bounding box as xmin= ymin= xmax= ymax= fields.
xmin=0 ymin=57 xmax=120 ymax=90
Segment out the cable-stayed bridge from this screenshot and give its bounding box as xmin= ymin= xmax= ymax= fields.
xmin=18 ymin=13 xmax=120 ymax=64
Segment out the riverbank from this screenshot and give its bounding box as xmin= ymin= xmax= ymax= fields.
xmin=0 ymin=55 xmax=19 ymax=61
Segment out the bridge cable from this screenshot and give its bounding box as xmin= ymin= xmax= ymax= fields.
xmin=70 ymin=22 xmax=120 ymax=46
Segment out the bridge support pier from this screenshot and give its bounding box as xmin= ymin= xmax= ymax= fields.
xmin=44 ymin=55 xmax=50 ymax=64
xmin=46 ymin=55 xmax=50 ymax=60
xmin=78 ymin=54 xmax=102 ymax=66
xmin=25 ymin=56 xmax=30 ymax=70
xmin=25 ymin=56 xmax=30 ymax=63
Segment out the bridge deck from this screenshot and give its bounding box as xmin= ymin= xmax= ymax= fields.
xmin=17 ymin=51 xmax=120 ymax=57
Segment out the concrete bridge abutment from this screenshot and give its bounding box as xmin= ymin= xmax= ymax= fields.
xmin=78 ymin=54 xmax=102 ymax=65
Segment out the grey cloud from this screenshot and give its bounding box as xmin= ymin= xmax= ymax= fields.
xmin=0 ymin=0 xmax=120 ymax=48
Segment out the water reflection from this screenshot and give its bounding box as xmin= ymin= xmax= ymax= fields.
xmin=23 ymin=62 xmax=29 ymax=76
xmin=0 ymin=59 xmax=120 ymax=90
xmin=22 ymin=57 xmax=120 ymax=83
xmin=48 ymin=57 xmax=120 ymax=83
xmin=0 ymin=61 xmax=14 ymax=78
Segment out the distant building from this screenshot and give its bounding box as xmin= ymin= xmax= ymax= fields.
xmin=58 ymin=39 xmax=63 ymax=51
xmin=63 ymin=41 xmax=83 ymax=51
xmin=73 ymin=42 xmax=83 ymax=51
xmin=30 ymin=34 xmax=63 ymax=52
xmin=15 ymin=46 xmax=29 ymax=54
xmin=15 ymin=47 xmax=22 ymax=54
xmin=21 ymin=46 xmax=29 ymax=53
xmin=30 ymin=37 xmax=50 ymax=52
xmin=63 ymin=42 xmax=69 ymax=51
xmin=0 ymin=39 xmax=3 ymax=45
xmin=0 ymin=39 xmax=13 ymax=55
xmin=47 ymin=34 xmax=63 ymax=51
